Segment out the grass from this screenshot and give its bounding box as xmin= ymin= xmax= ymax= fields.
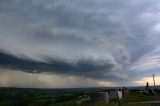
xmin=123 ymin=92 xmax=160 ymax=102
xmin=1 ymin=91 xmax=160 ymax=106
xmin=0 ymin=100 xmax=16 ymax=106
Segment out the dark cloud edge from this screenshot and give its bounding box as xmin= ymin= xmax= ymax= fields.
xmin=0 ymin=51 xmax=116 ymax=80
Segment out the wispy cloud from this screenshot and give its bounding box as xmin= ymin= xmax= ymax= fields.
xmin=131 ymin=48 xmax=160 ymax=72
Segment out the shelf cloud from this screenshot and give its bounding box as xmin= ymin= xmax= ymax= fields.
xmin=1 ymin=0 xmax=160 ymax=87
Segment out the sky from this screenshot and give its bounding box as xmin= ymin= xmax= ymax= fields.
xmin=0 ymin=0 xmax=160 ymax=88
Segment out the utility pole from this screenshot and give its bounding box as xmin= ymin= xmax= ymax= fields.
xmin=153 ymin=74 xmax=156 ymax=91
xmin=33 ymin=70 xmax=37 ymax=88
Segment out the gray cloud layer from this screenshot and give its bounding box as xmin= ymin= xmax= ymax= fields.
xmin=1 ymin=0 xmax=160 ymax=86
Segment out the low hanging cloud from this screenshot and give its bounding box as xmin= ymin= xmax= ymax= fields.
xmin=0 ymin=52 xmax=127 ymax=82
xmin=1 ymin=0 xmax=160 ymax=87
xmin=0 ymin=68 xmax=112 ymax=88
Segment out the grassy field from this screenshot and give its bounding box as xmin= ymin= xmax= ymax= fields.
xmin=123 ymin=92 xmax=160 ymax=102
xmin=1 ymin=88 xmax=160 ymax=106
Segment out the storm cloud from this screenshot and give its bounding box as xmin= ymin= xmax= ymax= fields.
xmin=1 ymin=0 xmax=160 ymax=87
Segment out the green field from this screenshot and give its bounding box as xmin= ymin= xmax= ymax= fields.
xmin=1 ymin=88 xmax=160 ymax=106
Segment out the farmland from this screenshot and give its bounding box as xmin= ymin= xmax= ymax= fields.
xmin=1 ymin=87 xmax=160 ymax=106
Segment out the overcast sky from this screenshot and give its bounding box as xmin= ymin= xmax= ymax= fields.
xmin=1 ymin=0 xmax=160 ymax=88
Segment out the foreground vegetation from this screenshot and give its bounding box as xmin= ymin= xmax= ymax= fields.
xmin=1 ymin=88 xmax=160 ymax=106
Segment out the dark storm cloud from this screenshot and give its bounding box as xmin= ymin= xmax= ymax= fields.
xmin=0 ymin=52 xmax=124 ymax=81
xmin=1 ymin=0 xmax=160 ymax=85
